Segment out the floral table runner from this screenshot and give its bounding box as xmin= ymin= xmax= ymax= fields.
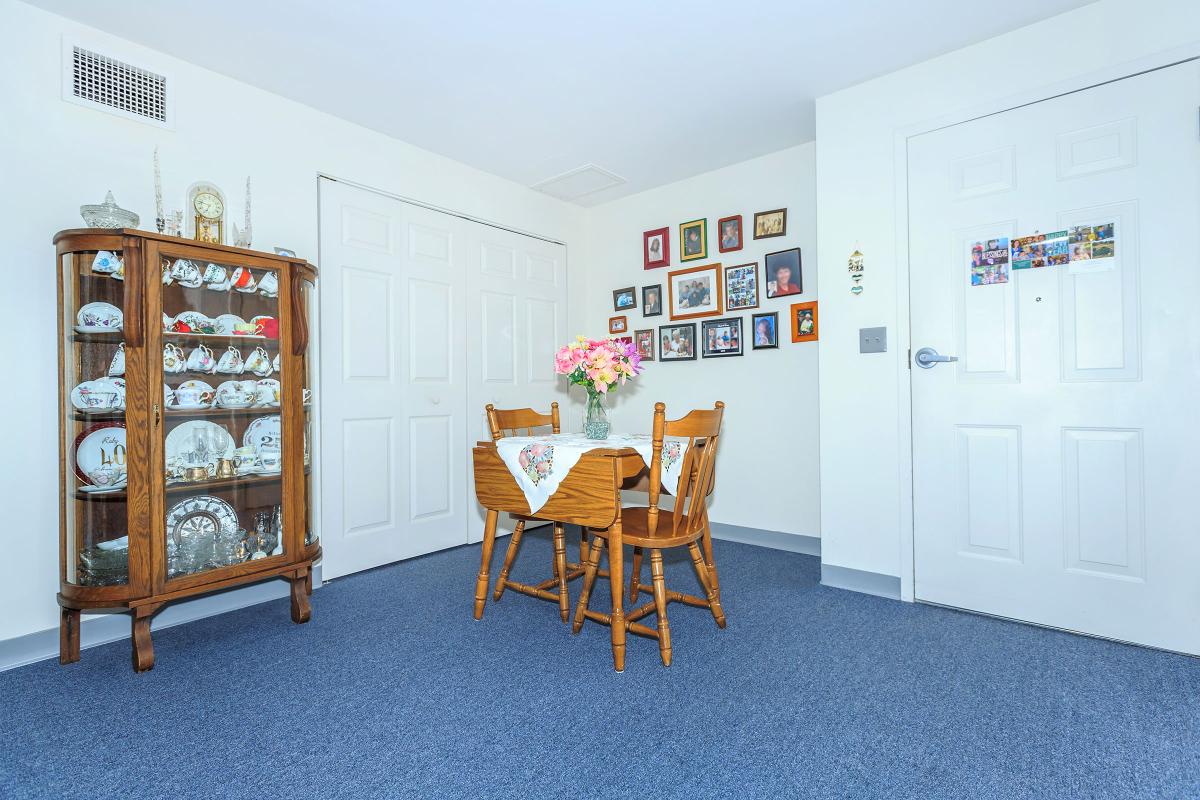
xmin=492 ymin=433 xmax=690 ymax=516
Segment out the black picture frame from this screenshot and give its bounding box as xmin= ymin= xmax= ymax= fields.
xmin=613 ymin=286 xmax=637 ymax=311
xmin=700 ymin=317 xmax=744 ymax=358
xmin=641 ymin=284 xmax=663 ymax=317
xmin=657 ymin=323 xmax=697 ymax=361
xmin=751 ymin=312 xmax=779 ymax=350
xmin=764 ymin=248 xmax=803 ymax=298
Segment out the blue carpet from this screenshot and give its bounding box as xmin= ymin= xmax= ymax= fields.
xmin=2 ymin=533 xmax=1199 ymax=799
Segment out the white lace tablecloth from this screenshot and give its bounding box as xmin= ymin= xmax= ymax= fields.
xmin=493 ymin=433 xmax=690 ymax=516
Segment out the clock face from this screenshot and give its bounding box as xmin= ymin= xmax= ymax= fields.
xmin=193 ymin=192 xmax=224 ymax=220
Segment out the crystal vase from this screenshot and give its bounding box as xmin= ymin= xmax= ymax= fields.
xmin=584 ymin=388 xmax=610 ymax=440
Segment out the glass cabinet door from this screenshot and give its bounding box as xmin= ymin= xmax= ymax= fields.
xmin=158 ymin=254 xmax=285 ymax=580
xmin=297 ymin=271 xmax=318 ymax=550
xmin=62 ymin=247 xmax=132 ymax=588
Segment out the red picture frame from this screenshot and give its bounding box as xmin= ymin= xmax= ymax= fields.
xmin=643 ymin=227 xmax=670 ymax=269
xmin=717 ymin=215 xmax=743 ymax=253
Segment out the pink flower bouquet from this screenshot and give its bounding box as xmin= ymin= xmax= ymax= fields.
xmin=553 ymin=335 xmax=643 ymax=395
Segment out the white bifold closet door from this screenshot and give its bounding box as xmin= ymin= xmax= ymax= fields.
xmin=318 ymin=178 xmax=567 ymax=580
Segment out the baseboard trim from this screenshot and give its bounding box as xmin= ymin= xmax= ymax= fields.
xmin=820 ymin=563 xmax=901 ymax=600
xmin=708 ymin=523 xmax=820 ymax=556
xmin=0 ymin=565 xmax=323 ymax=673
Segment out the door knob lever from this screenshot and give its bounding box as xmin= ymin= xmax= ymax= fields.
xmin=914 ymin=346 xmax=958 ymax=369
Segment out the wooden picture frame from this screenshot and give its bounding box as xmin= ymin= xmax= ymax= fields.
xmin=634 ymin=329 xmax=655 ymax=361
xmin=751 ymin=311 xmax=779 ymax=350
xmin=658 ymin=323 xmax=697 ymax=361
xmin=666 ymin=262 xmax=723 ymax=321
xmin=612 ymin=286 xmax=637 ymax=312
xmin=753 ymin=208 xmax=787 ymax=239
xmin=717 ymin=215 xmax=743 ymax=253
xmin=609 ymin=315 xmax=629 ymax=334
xmin=701 ymin=317 xmax=743 ymax=358
xmin=643 ymin=227 xmax=670 ymax=269
xmin=790 ymin=301 xmax=818 ymax=342
xmin=679 ymin=218 xmax=708 ymax=262
xmin=724 ymin=262 xmax=759 ymax=311
xmin=641 ymin=284 xmax=663 ymax=317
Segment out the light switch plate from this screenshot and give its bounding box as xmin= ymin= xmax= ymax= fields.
xmin=859 ymin=326 xmax=887 ymax=354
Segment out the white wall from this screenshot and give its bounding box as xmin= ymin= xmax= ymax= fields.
xmin=0 ymin=0 xmax=586 ymax=645
xmin=815 ymin=0 xmax=1200 ymax=585
xmin=581 ymin=144 xmax=819 ymax=539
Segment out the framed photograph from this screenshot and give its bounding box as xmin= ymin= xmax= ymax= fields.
xmin=724 ymin=262 xmax=759 ymax=311
xmin=717 ymin=215 xmax=743 ymax=253
xmin=679 ymin=218 xmax=708 ymax=262
xmin=634 ymin=329 xmax=655 ymax=361
xmin=790 ymin=301 xmax=818 ymax=342
xmin=753 ymin=208 xmax=787 ymax=239
xmin=667 ymin=262 xmax=723 ymax=321
xmin=641 ymin=284 xmax=663 ymax=317
xmin=643 ymin=227 xmax=670 ymax=269
xmin=701 ymin=317 xmax=743 ymax=358
xmin=609 ymin=315 xmax=628 ymax=335
xmin=751 ymin=311 xmax=778 ymax=350
xmin=658 ymin=323 xmax=697 ymax=361
xmin=765 ymin=248 xmax=803 ymax=298
xmin=613 ymin=286 xmax=637 ymax=311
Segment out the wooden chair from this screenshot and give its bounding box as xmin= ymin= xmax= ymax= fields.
xmin=485 ymin=403 xmax=580 ymax=622
xmin=572 ymin=402 xmax=726 ymax=666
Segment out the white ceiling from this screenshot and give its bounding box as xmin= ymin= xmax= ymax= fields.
xmin=30 ymin=0 xmax=1093 ymax=205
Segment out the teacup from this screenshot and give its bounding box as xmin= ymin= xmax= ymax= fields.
xmin=163 ymin=344 xmax=186 ymax=373
xmin=256 ymin=448 xmax=282 ymax=472
xmin=107 ymin=342 xmax=126 ymax=377
xmin=162 ymin=313 xmax=172 ymax=331
xmin=231 ymin=267 xmax=257 ymax=293
xmin=184 ymin=466 xmax=211 ymax=482
xmin=161 ymin=259 xmax=174 ymax=285
xmin=302 ymin=388 xmax=313 ymax=405
xmin=203 ymin=263 xmax=230 ymax=291
xmin=87 ymin=463 xmax=126 ymax=487
xmin=245 ymin=347 xmax=273 ymax=377
xmin=92 ymin=251 xmax=120 ymax=274
xmin=186 ymin=345 xmax=216 ymax=373
xmin=170 ymin=259 xmax=202 ymax=288
xmin=257 ymin=272 xmax=279 ymax=297
xmin=234 ymin=445 xmax=257 ymax=472
xmin=112 ymin=258 xmax=125 ymax=281
xmin=219 ymin=389 xmax=255 ymax=408
xmin=272 ymin=353 xmax=281 ymax=373
xmin=216 ymin=346 xmax=244 ymax=374
xmin=255 ymin=381 xmax=279 ymax=407
xmin=173 ymin=387 xmax=211 ymax=408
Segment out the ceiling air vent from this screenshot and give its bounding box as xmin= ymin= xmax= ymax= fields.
xmin=531 ymin=164 xmax=626 ymax=204
xmin=62 ymin=40 xmax=173 ymax=129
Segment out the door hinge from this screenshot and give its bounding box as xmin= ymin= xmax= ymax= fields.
xmin=907 ymin=347 xmax=912 ymax=369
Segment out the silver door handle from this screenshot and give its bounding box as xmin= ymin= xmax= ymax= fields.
xmin=914 ymin=346 xmax=958 ymax=369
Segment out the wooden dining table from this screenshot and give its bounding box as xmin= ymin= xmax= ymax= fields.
xmin=471 ymin=438 xmax=649 ymax=672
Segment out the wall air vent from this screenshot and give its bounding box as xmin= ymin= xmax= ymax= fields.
xmin=62 ymin=40 xmax=173 ymax=129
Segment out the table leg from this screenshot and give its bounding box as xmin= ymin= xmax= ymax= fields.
xmin=607 ymin=516 xmax=626 ymax=672
xmin=474 ymin=509 xmax=500 ymax=620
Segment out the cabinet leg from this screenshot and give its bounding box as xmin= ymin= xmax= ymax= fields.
xmin=59 ymin=608 xmax=80 ymax=665
xmin=131 ymin=611 xmax=155 ymax=673
xmin=304 ymin=568 xmax=313 ymax=596
xmin=290 ymin=574 xmax=311 ymax=624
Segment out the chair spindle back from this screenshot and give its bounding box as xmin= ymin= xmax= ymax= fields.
xmin=485 ymin=403 xmax=561 ymax=440
xmin=645 ymin=401 xmax=724 ymax=538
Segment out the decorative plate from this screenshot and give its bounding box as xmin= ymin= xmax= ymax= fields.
xmin=244 ymin=414 xmax=281 ymax=453
xmin=165 ymin=420 xmax=235 ymax=469
xmin=165 ymin=494 xmax=239 ymax=550
xmin=76 ymin=302 xmax=123 ymax=331
xmin=212 ymin=314 xmax=245 ymax=336
xmin=73 ymin=422 xmax=127 ymax=484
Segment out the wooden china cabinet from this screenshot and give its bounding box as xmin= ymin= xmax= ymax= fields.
xmin=55 ymin=229 xmax=320 ymax=672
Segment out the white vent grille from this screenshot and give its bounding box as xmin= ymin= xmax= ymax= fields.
xmin=62 ymin=40 xmax=172 ymax=128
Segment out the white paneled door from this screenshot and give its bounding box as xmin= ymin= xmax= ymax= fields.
xmin=318 ymin=179 xmax=567 ymax=579
xmin=908 ymin=62 xmax=1200 ymax=654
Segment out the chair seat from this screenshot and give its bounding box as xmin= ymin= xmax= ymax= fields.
xmin=589 ymin=507 xmax=699 ymax=548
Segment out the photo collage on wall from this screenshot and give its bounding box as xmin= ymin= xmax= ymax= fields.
xmin=621 ymin=208 xmax=816 ymax=363
xmin=970 ymin=221 xmax=1116 ymax=286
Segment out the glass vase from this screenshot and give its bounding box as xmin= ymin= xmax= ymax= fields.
xmin=584 ymin=388 xmax=610 ymax=440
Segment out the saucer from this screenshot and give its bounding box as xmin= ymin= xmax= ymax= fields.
xmin=167 ymin=402 xmax=209 ymax=411
xmin=74 ymin=325 xmax=123 ymax=334
xmin=80 ymin=483 xmax=127 ymax=494
xmin=218 ymin=400 xmax=254 ymax=409
xmin=81 ymin=406 xmax=123 ymax=415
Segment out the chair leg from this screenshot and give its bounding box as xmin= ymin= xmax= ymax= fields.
xmin=687 ymin=541 xmax=727 ymax=629
xmin=492 ymin=520 xmax=526 ymax=601
xmin=572 ymin=538 xmax=604 ymax=634
xmin=629 ymin=546 xmax=643 ymax=602
xmin=700 ymin=520 xmax=720 ymax=600
xmin=650 ymin=549 xmax=671 ymax=667
xmin=552 ymin=523 xmax=569 ymax=623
